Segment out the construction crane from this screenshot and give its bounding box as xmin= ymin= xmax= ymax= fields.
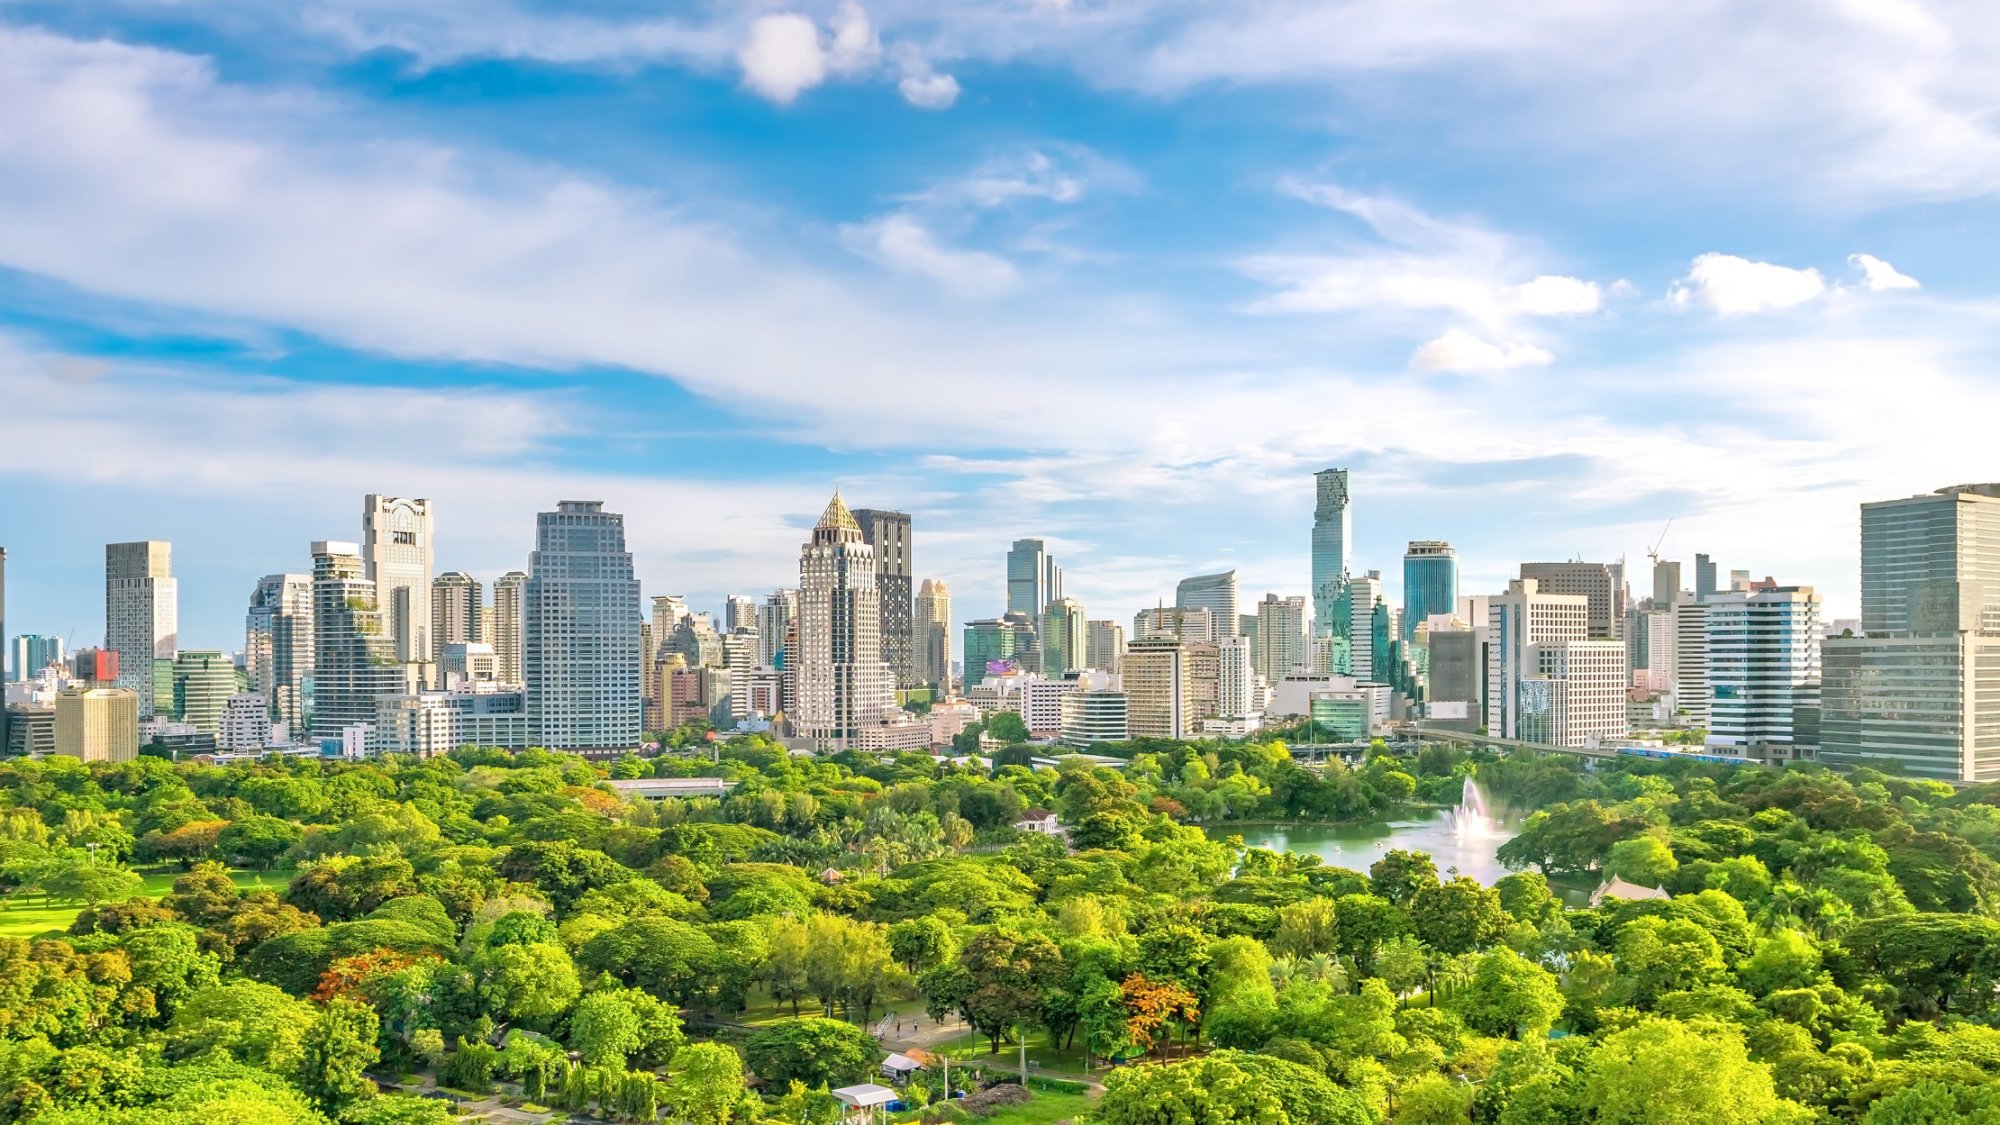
xmin=1646 ymin=517 xmax=1676 ymax=567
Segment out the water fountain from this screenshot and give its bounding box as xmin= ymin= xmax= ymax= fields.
xmin=1447 ymin=777 xmax=1499 ymax=841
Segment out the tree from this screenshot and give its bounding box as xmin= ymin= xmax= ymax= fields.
xmin=474 ymin=941 xmax=580 ymax=1029
xmin=666 ymin=1042 xmax=749 ymax=1125
xmin=38 ymin=858 xmax=144 ymax=906
xmin=960 ymin=927 xmax=1064 ymax=1053
xmin=1847 ymin=914 xmax=2000 ymax=1019
xmin=744 ymin=1018 xmax=879 ymax=1089
xmin=1411 ymin=876 xmax=1505 ymax=956
xmin=985 ymin=712 xmax=1030 ymax=743
xmin=1272 ymin=898 xmax=1340 ymax=959
xmin=1614 ymin=916 xmax=1725 ymax=1008
xmin=217 ymin=815 xmax=303 ymax=869
xmin=295 ymin=998 xmax=380 ymax=1112
xmin=1369 ymin=850 xmax=1440 ymax=906
xmin=1606 ymin=836 xmax=1679 ymax=888
xmin=286 ymin=855 xmax=418 ymax=921
xmin=1394 ymin=1074 xmax=1475 ymax=1125
xmin=1583 ymin=1018 xmax=1810 ymax=1124
xmin=1449 ymin=948 xmax=1564 ymax=1040
xmin=570 ymin=988 xmax=684 ymax=1068
xmin=1120 ymin=974 xmax=1200 ymax=1058
xmin=1096 ymin=1050 xmax=1372 ymax=1125
xmin=578 ymin=917 xmax=719 ymax=1006
xmin=888 ymin=916 xmax=957 ymax=975
xmin=1334 ymin=893 xmax=1410 ymax=976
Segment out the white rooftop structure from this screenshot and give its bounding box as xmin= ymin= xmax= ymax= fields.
xmin=606 ymin=777 xmax=737 ymax=799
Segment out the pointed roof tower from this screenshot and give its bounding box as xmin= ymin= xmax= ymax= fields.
xmin=813 ymin=492 xmax=864 ymax=545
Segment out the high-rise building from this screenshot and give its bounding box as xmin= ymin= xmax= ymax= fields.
xmin=794 ymin=494 xmax=897 ymax=749
xmin=1060 ymin=671 xmax=1128 ymax=747
xmin=70 ymin=648 xmax=118 ymax=686
xmin=9 ymin=635 xmax=63 ymax=682
xmin=492 ymin=572 xmax=528 ymax=687
xmin=105 ymin=541 xmax=177 ymax=719
xmin=1185 ymin=641 xmax=1221 ymax=721
xmin=1041 ymin=597 xmax=1088 ymax=674
xmin=914 ymin=579 xmax=951 ymax=690
xmin=1823 ymin=484 xmax=2000 ymax=781
xmin=1486 ymin=578 xmax=1605 ymax=743
xmin=963 ymin=619 xmax=1016 ymax=682
xmin=1651 ymin=560 xmax=1682 ymax=608
xmin=1519 ymin=562 xmax=1621 ymax=640
xmin=1673 ymin=598 xmax=1711 ymax=727
xmin=1176 ymin=571 xmax=1240 ymax=637
xmin=1255 ymin=594 xmax=1309 ymax=684
xmin=1402 ymin=542 xmax=1457 ymax=645
xmin=854 ymin=509 xmax=916 ymax=689
xmin=1705 ymin=586 xmax=1821 ymax=758
xmin=1006 ymin=539 xmax=1063 ymax=621
xmin=1218 ymin=635 xmax=1257 ymax=720
xmin=1694 ymin=554 xmax=1719 ymax=601
xmin=0 ymin=546 xmax=6 ymax=750
xmin=1124 ymin=636 xmax=1191 ymax=739
xmin=172 ymin=650 xmax=237 ymax=735
xmin=725 ymin=595 xmax=759 ymax=633
xmin=431 ymin=572 xmax=483 ymax=660
xmin=54 ymin=687 xmax=138 ymax=763
xmin=1134 ymin=605 xmax=1216 ymax=643
xmin=1311 ymin=469 xmax=1352 ymax=666
xmin=1519 ymin=640 xmax=1627 ymax=748
xmin=311 ymin=541 xmax=406 ymax=740
xmin=217 ymin=694 xmax=276 ymax=753
xmin=1425 ymin=626 xmax=1483 ymax=731
xmin=1629 ymin=609 xmax=1673 ymax=694
xmin=1349 ymin=572 xmax=1384 ymax=682
xmin=362 ymin=496 xmax=435 ymax=664
xmin=246 ymin=574 xmax=313 ymax=731
xmin=524 ymin=501 xmax=642 ymax=751
xmin=758 ymin=590 xmax=797 ymax=669
xmin=1085 ymin=620 xmax=1125 ymax=676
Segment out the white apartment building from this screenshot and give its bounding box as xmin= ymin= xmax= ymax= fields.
xmin=217 ymin=693 xmax=278 ymax=753
xmin=1673 ymin=598 xmax=1710 ymax=726
xmin=1123 ymin=636 xmax=1190 ymax=739
xmin=376 ymin=689 xmax=529 ymax=757
xmin=1218 ymin=635 xmax=1258 ymax=720
xmin=1019 ymin=675 xmax=1077 ymax=737
xmin=1254 ymin=594 xmax=1309 ymax=684
xmin=1060 ymin=670 xmax=1128 ymax=747
xmin=1485 ymin=578 xmax=1590 ymax=739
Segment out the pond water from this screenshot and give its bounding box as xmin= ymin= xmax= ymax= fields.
xmin=1209 ymin=809 xmax=1519 ymax=887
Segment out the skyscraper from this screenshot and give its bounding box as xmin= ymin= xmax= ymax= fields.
xmin=853 ymin=509 xmax=916 ymax=690
xmin=105 ymin=541 xmax=177 ymax=718
xmin=172 ymin=650 xmax=237 ymax=734
xmin=1124 ymin=636 xmax=1191 ymax=739
xmin=1705 ymin=586 xmax=1821 ymax=758
xmin=1176 ymin=571 xmax=1240 ymax=638
xmin=1651 ymin=560 xmax=1682 ymax=608
xmin=247 ymin=574 xmax=313 ymax=730
xmin=431 ymin=571 xmax=483 ymax=660
xmin=914 ymin=579 xmax=952 ymax=690
xmin=1006 ymin=539 xmax=1063 ymax=621
xmin=524 ymin=501 xmax=642 ymax=750
xmin=1519 ymin=561 xmax=1621 ymax=640
xmin=1311 ymin=469 xmax=1352 ymax=667
xmin=8 ymin=635 xmax=62 ymax=682
xmin=0 ymin=547 xmax=6 ymax=751
xmin=362 ymin=495 xmax=435 ymax=664
xmin=1254 ymin=594 xmax=1309 ymax=683
xmin=794 ymin=494 xmax=896 ymax=749
xmin=1824 ymin=484 xmax=2000 ymax=781
xmin=725 ymin=595 xmax=759 ymax=633
xmin=492 ymin=571 xmax=528 ymax=687
xmin=1487 ymin=578 xmax=1624 ymax=746
xmin=1042 ymin=597 xmax=1088 ymax=674
xmin=758 ymin=590 xmax=797 ymax=668
xmin=1402 ymin=542 xmax=1457 ymax=644
xmin=1085 ymin=620 xmax=1126 ymax=677
xmin=1694 ymin=554 xmax=1718 ymax=602
xmin=310 ymin=541 xmax=404 ymax=739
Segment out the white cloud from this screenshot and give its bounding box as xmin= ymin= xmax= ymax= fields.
xmin=839 ymin=214 xmax=1018 ymax=295
xmin=1503 ymin=275 xmax=1601 ymax=316
xmin=1670 ymin=253 xmax=1827 ymax=314
xmin=826 ymin=2 xmax=881 ymax=73
xmin=1849 ymin=252 xmax=1921 ymax=291
xmin=898 ymin=69 xmax=961 ymax=109
xmin=1411 ymin=329 xmax=1554 ymax=373
xmin=738 ymin=14 xmax=826 ymax=104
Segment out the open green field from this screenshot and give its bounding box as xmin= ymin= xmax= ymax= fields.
xmin=0 ymin=867 xmax=292 ymax=939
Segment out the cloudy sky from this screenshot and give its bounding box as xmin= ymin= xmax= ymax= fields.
xmin=5 ymin=0 xmax=2000 ymax=652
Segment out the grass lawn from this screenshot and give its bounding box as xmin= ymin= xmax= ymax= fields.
xmin=934 ymin=1026 xmax=1098 ymax=1077
xmin=938 ymin=1089 xmax=1097 ymax=1125
xmin=0 ymin=866 xmax=294 ymax=939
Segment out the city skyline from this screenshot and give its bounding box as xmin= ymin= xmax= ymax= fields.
xmin=1 ymin=6 xmax=1992 ymax=655
xmin=0 ymin=471 xmax=1906 ymax=659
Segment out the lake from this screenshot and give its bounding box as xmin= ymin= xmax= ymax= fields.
xmin=1208 ymin=808 xmax=1517 ymax=886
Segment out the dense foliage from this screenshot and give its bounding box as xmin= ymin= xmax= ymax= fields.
xmin=0 ymin=732 xmax=1991 ymax=1123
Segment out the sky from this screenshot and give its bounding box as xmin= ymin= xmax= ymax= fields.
xmin=6 ymin=0 xmax=2000 ymax=653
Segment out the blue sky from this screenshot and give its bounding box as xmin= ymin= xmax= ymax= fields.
xmin=6 ymin=1 xmax=2000 ymax=653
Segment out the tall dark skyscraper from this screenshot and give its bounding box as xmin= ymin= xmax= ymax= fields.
xmin=1311 ymin=468 xmax=1352 ymax=668
xmin=0 ymin=546 xmax=8 ymax=751
xmin=853 ymin=508 xmax=915 ymax=690
xmin=1695 ymin=553 xmax=1719 ymax=602
xmin=1402 ymin=540 xmax=1457 ymax=643
xmin=525 ymin=501 xmax=642 ymax=750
